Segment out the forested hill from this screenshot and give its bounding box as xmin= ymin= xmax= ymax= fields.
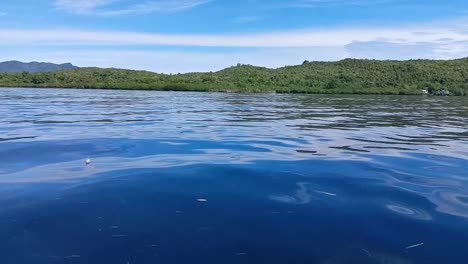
xmin=0 ymin=61 xmax=77 ymax=73
xmin=0 ymin=58 xmax=467 ymax=95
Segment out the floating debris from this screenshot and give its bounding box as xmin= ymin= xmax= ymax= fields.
xmin=197 ymin=198 xmax=208 ymax=202
xmin=236 ymin=253 xmax=247 ymax=256
xmin=147 ymin=244 xmax=159 ymax=248
xmin=405 ymin=243 xmax=424 ymax=250
xmin=314 ymin=190 xmax=337 ymax=196
xmin=85 ymin=159 xmax=91 ymax=165
xmin=361 ymin=248 xmax=372 ymax=257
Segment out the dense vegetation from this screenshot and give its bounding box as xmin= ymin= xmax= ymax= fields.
xmin=1 ymin=58 xmax=467 ymax=95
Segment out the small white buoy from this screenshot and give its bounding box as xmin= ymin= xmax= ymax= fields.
xmin=85 ymin=158 xmax=91 ymax=165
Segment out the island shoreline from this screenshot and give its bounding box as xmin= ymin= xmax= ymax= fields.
xmin=0 ymin=86 xmax=455 ymax=96
xmin=1 ymin=58 xmax=467 ymax=96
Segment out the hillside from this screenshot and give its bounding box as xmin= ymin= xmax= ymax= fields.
xmin=0 ymin=58 xmax=467 ymax=95
xmin=0 ymin=61 xmax=77 ymax=73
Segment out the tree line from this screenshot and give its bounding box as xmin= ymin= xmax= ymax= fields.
xmin=0 ymin=58 xmax=467 ymax=95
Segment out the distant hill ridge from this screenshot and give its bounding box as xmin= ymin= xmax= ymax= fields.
xmin=0 ymin=58 xmax=467 ymax=95
xmin=0 ymin=61 xmax=77 ymax=73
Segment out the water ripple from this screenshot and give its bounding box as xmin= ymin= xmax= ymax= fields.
xmin=0 ymin=88 xmax=467 ymax=263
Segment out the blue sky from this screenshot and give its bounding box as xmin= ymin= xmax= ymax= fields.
xmin=0 ymin=0 xmax=467 ymax=73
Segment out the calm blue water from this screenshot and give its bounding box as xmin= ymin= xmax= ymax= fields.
xmin=0 ymin=88 xmax=467 ymax=264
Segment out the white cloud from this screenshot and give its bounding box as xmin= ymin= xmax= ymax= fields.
xmin=294 ymin=0 xmax=395 ymax=8
xmin=54 ymin=0 xmax=211 ymax=16
xmin=0 ymin=47 xmax=346 ymax=73
xmin=101 ymin=0 xmax=212 ymax=16
xmin=1 ymin=17 xmax=467 ymax=73
xmin=0 ymin=11 xmax=6 ymax=16
xmin=3 ymin=39 xmax=468 ymax=74
xmin=345 ymin=41 xmax=437 ymax=59
xmin=55 ymin=0 xmax=115 ymax=14
xmin=1 ymin=18 xmax=467 ymax=48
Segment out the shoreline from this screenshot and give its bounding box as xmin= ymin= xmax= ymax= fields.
xmin=1 ymin=58 xmax=467 ymax=96
xmin=0 ymin=85 xmax=458 ymax=96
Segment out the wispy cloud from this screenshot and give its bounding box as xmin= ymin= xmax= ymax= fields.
xmin=1 ymin=18 xmax=467 ymax=47
xmin=2 ymin=17 xmax=468 ymax=73
xmin=233 ymin=16 xmax=264 ymax=24
xmin=100 ymin=0 xmax=212 ymax=16
xmin=54 ymin=0 xmax=115 ymax=14
xmin=0 ymin=47 xmax=346 ymax=73
xmin=292 ymin=0 xmax=395 ymax=8
xmin=0 ymin=11 xmax=7 ymax=16
xmin=54 ymin=0 xmax=211 ymax=16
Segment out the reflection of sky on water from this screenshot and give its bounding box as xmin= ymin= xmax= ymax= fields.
xmin=270 ymin=182 xmax=314 ymax=205
xmin=0 ymin=88 xmax=467 ymax=263
xmin=1 ymin=89 xmax=467 ymax=219
xmin=1 ymin=90 xmax=466 ymax=157
xmin=386 ymin=204 xmax=432 ymax=221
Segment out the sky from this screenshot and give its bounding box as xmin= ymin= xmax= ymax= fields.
xmin=0 ymin=0 xmax=467 ymax=73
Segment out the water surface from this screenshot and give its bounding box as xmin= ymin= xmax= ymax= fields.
xmin=0 ymin=88 xmax=467 ymax=264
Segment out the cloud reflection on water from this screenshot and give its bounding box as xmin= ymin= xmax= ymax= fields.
xmin=0 ymin=88 xmax=467 ymax=263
